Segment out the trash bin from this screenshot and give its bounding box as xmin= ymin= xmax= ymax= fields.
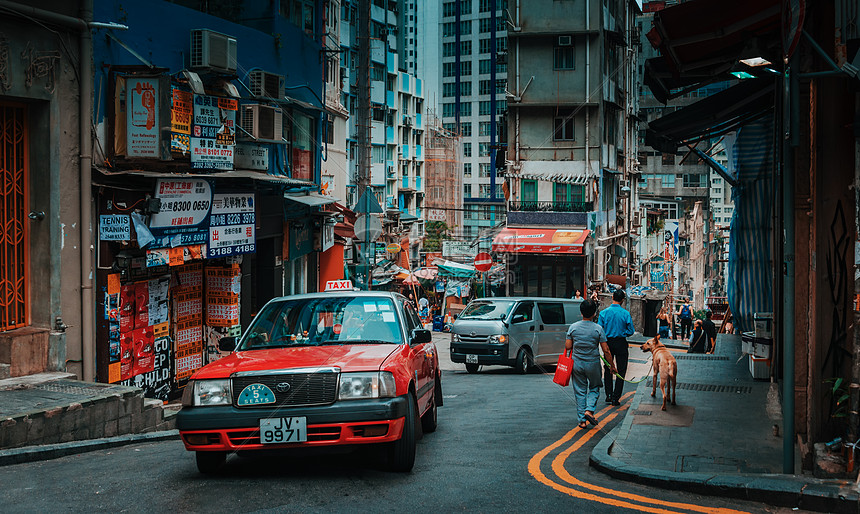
xmin=432 ymin=315 xmax=444 ymax=332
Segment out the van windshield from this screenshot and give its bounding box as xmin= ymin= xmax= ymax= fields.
xmin=459 ymin=300 xmax=516 ymax=321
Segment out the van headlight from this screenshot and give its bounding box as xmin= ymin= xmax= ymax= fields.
xmin=338 ymin=372 xmax=396 ymax=400
xmin=489 ymin=335 xmax=507 ymax=344
xmin=451 ymin=333 xmax=461 ymax=342
xmin=181 ymin=379 xmax=232 ymax=407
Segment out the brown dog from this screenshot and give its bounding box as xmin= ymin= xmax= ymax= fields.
xmin=640 ymin=334 xmax=677 ymax=410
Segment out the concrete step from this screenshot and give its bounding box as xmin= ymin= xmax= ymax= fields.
xmin=0 ymin=376 xmax=175 ymax=450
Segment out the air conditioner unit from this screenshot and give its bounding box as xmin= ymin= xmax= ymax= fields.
xmin=190 ymin=29 xmax=237 ymax=74
xmin=387 ymin=166 xmax=395 ymax=178
xmin=241 ymin=104 xmax=283 ymax=141
xmin=249 ymin=70 xmax=284 ymax=99
xmin=633 ymin=211 xmax=642 ymax=227
xmin=403 ymin=116 xmax=413 ymax=127
xmin=558 ymin=35 xmax=572 ymax=46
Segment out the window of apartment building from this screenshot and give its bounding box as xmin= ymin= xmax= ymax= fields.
xmin=464 ymin=206 xmax=472 ymax=219
xmin=553 ymin=114 xmax=575 ymax=140
xmin=714 ymin=207 xmax=721 ymax=213
xmin=372 ymin=107 xmax=385 ymax=122
xmin=479 ymin=38 xmax=491 ymax=54
xmin=443 ymin=22 xmax=456 ymax=37
xmin=461 ymin=0 xmax=472 ymax=14
xmin=479 ymin=101 xmax=492 ymax=115
xmin=461 ymin=122 xmax=472 ymax=136
xmin=496 ymin=79 xmax=506 ymax=93
xmin=402 ymin=128 xmax=409 ymax=144
xmin=479 ymin=163 xmax=491 ymax=177
xmin=325 ymin=115 xmax=334 ymax=144
xmin=443 ymin=82 xmax=457 ymax=97
xmin=496 ymin=184 xmax=505 ymax=199
xmin=521 ymin=180 xmax=537 ymax=202
xmin=712 ymin=177 xmax=722 ymax=184
xmin=660 ymin=174 xmax=675 ymax=188
xmin=479 ymin=184 xmax=492 ymax=197
xmin=463 ymin=142 xmax=472 ymax=156
xmin=443 ymin=1 xmax=456 ymax=16
xmin=455 ymin=61 xmax=472 ymax=76
xmin=497 ymin=37 xmax=507 ymax=52
xmin=497 ymin=101 xmax=506 ymax=115
xmin=479 ymin=142 xmax=491 ymax=156
xmin=713 ymin=187 xmax=722 ymax=194
xmin=553 ymin=45 xmax=576 ymax=70
xmin=461 ymin=81 xmax=472 ymax=96
xmin=443 ymin=103 xmax=457 ymax=118
xmin=497 ymin=61 xmax=507 ymax=74
xmin=682 ymin=174 xmax=703 ymax=188
xmin=464 ymin=163 xmax=472 ymax=177
xmin=461 ymin=41 xmax=472 ymax=55
xmin=443 ymin=122 xmax=456 ymax=132
xmin=479 ymin=59 xmax=492 ymax=74
xmin=480 ymin=17 xmax=492 ymax=32
xmin=372 ymin=145 xmax=385 ymax=163
xmin=554 ymin=183 xmax=585 ymax=203
xmin=443 ymin=42 xmax=456 ymax=57
xmin=479 ymin=121 xmax=492 ymax=136
xmin=479 ymin=80 xmax=493 ymax=95
xmin=460 ymin=20 xmax=472 ymax=35
xmin=464 ymin=183 xmax=472 ymax=196
xmin=461 ymin=101 xmax=472 ymax=115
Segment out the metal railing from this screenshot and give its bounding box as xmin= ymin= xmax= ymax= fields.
xmin=507 ymin=201 xmax=591 ymax=213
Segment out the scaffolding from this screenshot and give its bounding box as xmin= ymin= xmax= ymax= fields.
xmin=423 ymin=110 xmax=463 ymax=232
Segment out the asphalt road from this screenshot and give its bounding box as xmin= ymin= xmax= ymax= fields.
xmin=2 ymin=334 xmax=794 ymax=513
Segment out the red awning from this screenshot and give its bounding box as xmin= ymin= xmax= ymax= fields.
xmin=492 ymin=228 xmax=590 ymax=254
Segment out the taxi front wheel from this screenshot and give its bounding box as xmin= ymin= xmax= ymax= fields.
xmin=389 ymin=393 xmax=417 ymax=472
xmin=196 ymin=451 xmax=226 ymax=474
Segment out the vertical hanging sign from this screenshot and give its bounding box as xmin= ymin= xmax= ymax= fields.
xmin=208 ymin=193 xmax=256 ymax=258
xmin=126 ymin=77 xmax=160 ymax=157
xmin=191 ymin=95 xmax=237 ymax=170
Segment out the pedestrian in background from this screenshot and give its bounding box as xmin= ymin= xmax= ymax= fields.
xmin=598 ymin=289 xmax=635 ymax=406
xmin=565 ymin=299 xmax=616 ymax=429
xmin=702 ymin=310 xmax=717 ymax=354
xmin=676 ymin=298 xmax=693 ymax=340
xmin=688 ymin=319 xmax=707 ymax=353
xmin=573 ymin=289 xmax=582 ymax=299
xmin=656 ymin=306 xmax=671 ymax=339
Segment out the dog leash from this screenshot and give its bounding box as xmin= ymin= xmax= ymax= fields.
xmin=600 ymin=355 xmax=652 ymax=384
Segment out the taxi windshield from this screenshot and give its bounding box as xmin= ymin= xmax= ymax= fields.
xmin=458 ymin=300 xmax=516 ymax=321
xmin=238 ymin=297 xmax=403 ymax=349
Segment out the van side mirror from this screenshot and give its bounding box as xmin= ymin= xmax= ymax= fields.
xmin=411 ymin=328 xmax=432 ymax=345
xmin=218 ymin=336 xmax=237 ymax=352
xmin=512 ymin=314 xmax=526 ymax=324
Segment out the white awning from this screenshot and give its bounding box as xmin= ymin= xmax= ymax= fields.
xmin=284 ymin=191 xmax=339 ymax=206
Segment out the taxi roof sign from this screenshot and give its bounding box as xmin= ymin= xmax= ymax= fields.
xmin=325 ymin=280 xmax=354 ymax=292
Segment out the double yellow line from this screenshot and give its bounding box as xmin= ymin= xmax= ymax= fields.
xmin=527 ymin=392 xmax=749 ymax=514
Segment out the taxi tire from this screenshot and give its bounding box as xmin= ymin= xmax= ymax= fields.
xmin=389 ymin=392 xmax=417 ymax=472
xmin=195 ymin=451 xmax=226 ymax=474
xmin=465 ymin=363 xmax=480 ymax=374
xmin=515 ymin=347 xmax=532 ymax=374
xmin=421 ymin=379 xmax=440 ymax=433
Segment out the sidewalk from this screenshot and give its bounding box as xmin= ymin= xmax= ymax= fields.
xmin=590 ymin=334 xmax=860 ymax=513
xmin=0 ymin=372 xmax=178 ymax=465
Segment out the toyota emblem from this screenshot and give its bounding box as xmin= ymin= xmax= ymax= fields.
xmin=470 ymin=331 xmax=476 ymax=337
xmin=276 ymin=382 xmax=291 ymax=393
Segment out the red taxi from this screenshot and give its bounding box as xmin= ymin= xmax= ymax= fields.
xmin=177 ymin=288 xmax=442 ymax=473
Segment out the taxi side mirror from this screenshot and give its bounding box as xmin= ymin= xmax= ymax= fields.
xmin=411 ymin=328 xmax=432 ymax=345
xmin=512 ymin=314 xmax=526 ymax=324
xmin=218 ymin=336 xmax=237 ymax=352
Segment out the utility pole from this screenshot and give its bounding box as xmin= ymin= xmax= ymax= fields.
xmin=356 ymin=0 xmax=372 ymax=289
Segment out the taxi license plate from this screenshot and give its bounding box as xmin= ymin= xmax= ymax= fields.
xmin=466 ymin=354 xmax=478 ymax=364
xmin=259 ymin=417 xmax=307 ymax=444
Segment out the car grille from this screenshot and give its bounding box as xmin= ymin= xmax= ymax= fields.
xmin=225 ymin=426 xmax=342 ymax=446
xmin=457 ymin=335 xmax=489 ymax=344
xmin=232 ymin=372 xmax=339 ymax=408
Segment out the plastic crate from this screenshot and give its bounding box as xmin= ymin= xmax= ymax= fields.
xmin=749 ymin=354 xmax=771 ymax=380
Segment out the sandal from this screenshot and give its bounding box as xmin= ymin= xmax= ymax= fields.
xmin=578 ymin=421 xmax=589 ymax=429
xmin=584 ymin=412 xmax=599 ymax=426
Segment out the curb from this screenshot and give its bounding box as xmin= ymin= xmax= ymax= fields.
xmin=589 ymin=428 xmax=860 ymax=513
xmin=0 ymin=430 xmax=180 ymax=467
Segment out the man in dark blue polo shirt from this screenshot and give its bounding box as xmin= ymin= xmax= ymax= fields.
xmin=597 ymin=289 xmax=635 ymax=406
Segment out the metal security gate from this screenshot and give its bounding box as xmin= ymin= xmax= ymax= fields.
xmin=0 ymin=103 xmax=28 ymax=331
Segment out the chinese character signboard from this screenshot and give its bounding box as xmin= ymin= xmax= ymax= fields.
xmin=191 ymin=95 xmax=237 ymax=170
xmin=170 ymin=87 xmax=192 ymax=156
xmin=208 ymin=193 xmax=256 ymax=258
xmin=148 ymin=179 xmax=212 ymax=247
xmin=126 ymin=77 xmax=160 ymax=157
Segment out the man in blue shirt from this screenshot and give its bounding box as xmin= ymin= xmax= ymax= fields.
xmin=598 ymin=289 xmax=635 ymax=406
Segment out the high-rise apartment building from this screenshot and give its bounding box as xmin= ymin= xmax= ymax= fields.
xmin=420 ymin=0 xmax=508 ymax=243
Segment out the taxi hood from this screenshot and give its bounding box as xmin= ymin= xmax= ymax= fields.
xmin=192 ymin=344 xmax=400 ymax=379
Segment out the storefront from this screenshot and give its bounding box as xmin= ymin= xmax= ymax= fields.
xmin=492 ymin=228 xmax=592 ymax=298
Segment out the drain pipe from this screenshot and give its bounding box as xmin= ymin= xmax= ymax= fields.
xmin=79 ymin=0 xmax=94 ymax=382
xmin=782 ymin=58 xmax=797 ymax=474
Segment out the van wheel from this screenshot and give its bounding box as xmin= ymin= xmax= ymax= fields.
xmin=465 ymin=363 xmax=480 ymax=374
xmin=515 ymin=348 xmax=532 ymax=374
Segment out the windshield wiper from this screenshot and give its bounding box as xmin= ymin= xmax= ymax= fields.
xmin=242 ymin=342 xmax=319 ymax=350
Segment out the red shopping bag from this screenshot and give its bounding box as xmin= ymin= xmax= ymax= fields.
xmin=553 ymin=349 xmax=573 ymax=386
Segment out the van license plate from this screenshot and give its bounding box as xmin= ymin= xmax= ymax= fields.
xmin=259 ymin=417 xmax=307 ymax=444
xmin=466 ymin=354 xmax=478 ymax=364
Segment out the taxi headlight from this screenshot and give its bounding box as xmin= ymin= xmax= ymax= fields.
xmin=182 ymin=379 xmax=232 ymax=407
xmin=338 ymin=372 xmax=396 ymax=400
xmin=489 ymin=335 xmax=507 ymax=344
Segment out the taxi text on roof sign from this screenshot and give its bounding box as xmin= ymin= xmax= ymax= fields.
xmin=324 ymin=280 xmax=353 ymax=292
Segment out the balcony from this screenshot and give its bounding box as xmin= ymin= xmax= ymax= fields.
xmin=507 ymin=201 xmax=592 ymax=227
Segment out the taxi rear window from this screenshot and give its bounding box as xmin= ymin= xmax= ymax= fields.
xmin=240 ymin=297 xmax=402 ymax=349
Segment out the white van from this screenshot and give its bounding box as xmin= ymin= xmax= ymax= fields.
xmin=449 ymin=297 xmax=584 ymax=373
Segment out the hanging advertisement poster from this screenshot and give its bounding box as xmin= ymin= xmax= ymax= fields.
xmin=208 ymin=193 xmax=256 ymax=258
xmin=190 ymin=94 xmax=237 ymax=170
xmin=99 ymin=215 xmax=130 ymax=241
xmin=206 ymin=266 xmax=240 ymax=327
xmin=122 ymin=323 xmax=174 ymax=400
xmin=171 ymin=87 xmax=192 ymax=156
xmin=148 ymin=178 xmax=212 ymax=247
xmin=126 ymin=77 xmax=159 ymax=157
